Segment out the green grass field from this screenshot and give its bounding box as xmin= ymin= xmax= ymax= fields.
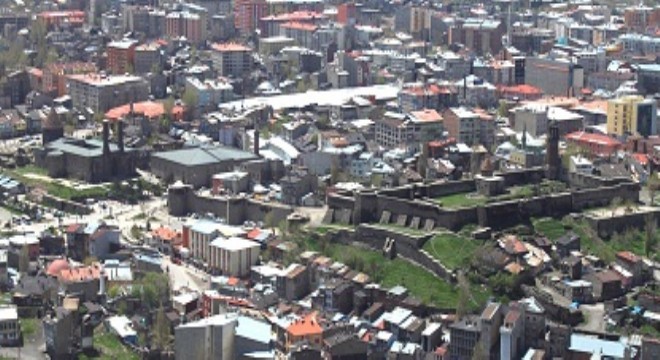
xmin=434 ymin=192 xmax=487 ymax=208
xmin=306 ymin=235 xmax=490 ymax=311
xmin=423 ymin=232 xmax=482 ymax=270
xmin=77 ymin=327 xmax=139 ymax=360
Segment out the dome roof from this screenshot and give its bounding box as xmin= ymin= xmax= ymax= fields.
xmin=46 ymin=258 xmax=70 ymax=277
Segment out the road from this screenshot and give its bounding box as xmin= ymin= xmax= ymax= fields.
xmin=162 ymin=256 xmax=209 ymax=293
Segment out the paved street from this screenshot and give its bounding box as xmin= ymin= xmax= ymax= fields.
xmin=162 ymin=256 xmax=209 ymax=293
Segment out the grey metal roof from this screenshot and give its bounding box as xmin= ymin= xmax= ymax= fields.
xmin=45 ymin=138 xmax=134 ymax=158
xmin=152 ymin=146 xmax=257 ymax=166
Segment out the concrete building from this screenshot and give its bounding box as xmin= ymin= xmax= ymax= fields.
xmin=66 ymin=73 xmax=149 ymax=113
xmin=209 ymin=237 xmax=260 ymax=277
xmin=259 ymin=36 xmax=295 ymax=55
xmin=134 ymin=42 xmax=163 ymax=74
xmin=210 ymin=43 xmax=253 ymax=78
xmin=107 ymin=39 xmax=137 ymax=75
xmin=500 ymin=308 xmax=525 ymax=360
xmin=607 ymin=95 xmax=657 ymax=137
xmin=151 ymin=145 xmax=258 ymax=188
xmin=449 ymin=316 xmax=481 ymax=359
xmin=0 ymin=306 xmax=19 ymax=346
xmin=443 ymin=107 xmax=495 ymax=147
xmin=452 ymin=18 xmax=505 ymax=56
xmin=174 ymin=313 xmax=237 ymax=360
xmin=185 ymin=77 xmax=234 ymax=111
xmin=165 ymin=11 xmax=207 ymax=45
xmin=375 ymin=110 xmax=443 ymax=150
xmin=513 ymin=105 xmax=584 ymax=137
xmin=276 ymin=263 xmax=310 ymax=301
xmin=42 ymin=62 xmax=97 ymax=97
xmin=480 ymin=302 xmax=503 ymax=356
xmin=455 ymin=74 xmax=497 ymax=108
xmin=525 ymin=57 xmax=584 ymax=97
xmin=234 ymin=0 xmax=268 ymax=35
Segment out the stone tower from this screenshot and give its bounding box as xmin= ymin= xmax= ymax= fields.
xmin=546 ymin=121 xmax=560 ymax=180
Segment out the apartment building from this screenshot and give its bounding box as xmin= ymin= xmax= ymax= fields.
xmin=443 ymin=107 xmax=495 ymax=147
xmin=165 ymin=11 xmax=207 ymax=45
xmin=210 ymin=43 xmax=253 ymax=78
xmin=208 ymin=237 xmax=260 ymax=277
xmin=0 ymin=306 xmax=19 ymax=346
xmin=107 ymin=39 xmax=138 ymax=75
xmin=607 ymin=95 xmax=658 ymax=137
xmin=66 ymin=73 xmax=149 ymax=113
xmin=42 ymin=62 xmax=97 ymax=97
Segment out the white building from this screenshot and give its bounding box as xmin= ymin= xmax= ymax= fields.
xmin=209 ymin=237 xmax=260 ymax=277
xmin=174 ymin=313 xmax=237 ymax=360
xmin=569 ymin=155 xmax=594 ymax=174
xmin=0 ymin=306 xmax=19 ymax=345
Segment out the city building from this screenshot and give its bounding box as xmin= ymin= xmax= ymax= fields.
xmin=208 ymin=237 xmax=260 ymax=277
xmin=565 ymin=131 xmax=622 ymax=158
xmin=151 ymin=145 xmax=259 ymax=187
xmin=525 ymin=57 xmax=584 ymax=97
xmin=0 ymin=306 xmax=19 ymax=346
xmin=134 ymin=42 xmax=163 ymax=74
xmin=174 ymin=313 xmax=237 ymax=360
xmin=607 ymin=95 xmax=658 ymax=137
xmin=184 ymin=77 xmax=235 ymax=111
xmin=42 ymin=62 xmax=97 ymax=97
xmin=210 ymin=43 xmax=254 ymax=78
xmin=449 ymin=316 xmax=481 ymax=359
xmin=37 ymin=11 xmax=85 ymax=30
xmin=107 ymin=39 xmax=138 ymax=75
xmin=66 ymin=74 xmax=149 ymax=113
xmin=443 ymin=107 xmax=495 ymax=147
xmin=165 ymin=11 xmax=207 ymax=45
xmin=234 ymin=0 xmax=268 ymax=35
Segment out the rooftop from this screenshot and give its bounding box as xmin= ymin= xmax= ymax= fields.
xmin=153 ymin=145 xmax=258 ymax=167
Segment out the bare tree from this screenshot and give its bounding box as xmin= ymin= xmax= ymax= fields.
xmin=645 ymin=213 xmax=657 ymax=258
xmin=152 ymin=305 xmax=171 ymax=351
xmin=455 ymin=271 xmax=472 ymax=319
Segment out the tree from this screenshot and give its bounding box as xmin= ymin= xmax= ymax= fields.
xmin=108 ymin=285 xmax=121 ymax=299
xmin=645 ymin=213 xmax=657 ymax=257
xmin=152 ymin=305 xmax=171 ymax=350
xmin=472 ymin=341 xmax=487 ymax=360
xmin=497 ymin=100 xmax=509 ymax=118
xmin=455 ymin=271 xmax=471 ymax=319
xmin=264 ymin=211 xmax=276 ymax=229
xmin=648 ymin=174 xmax=660 ymax=206
xmin=181 ymin=89 xmax=199 ymax=111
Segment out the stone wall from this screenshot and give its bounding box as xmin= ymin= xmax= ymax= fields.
xmin=567 ymin=172 xmax=630 ymax=189
xmin=167 ymin=186 xmax=292 ymax=225
xmin=322 ymin=225 xmax=456 ymax=283
xmin=584 ymin=208 xmax=660 ymax=238
xmin=41 ymin=194 xmax=92 ymax=215
xmin=328 ymin=177 xmax=640 ymax=231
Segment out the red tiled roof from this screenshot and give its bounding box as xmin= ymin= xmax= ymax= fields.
xmin=66 ymin=224 xmax=82 ymax=233
xmin=152 ymin=226 xmax=180 ymax=242
xmin=58 ymin=265 xmax=101 ymax=283
xmin=246 ymin=228 xmax=262 ymax=240
xmin=210 ymin=43 xmax=251 ymax=52
xmin=499 ymin=84 xmax=543 ymax=96
xmin=105 ymin=101 xmax=184 ymax=121
xmin=566 ymin=131 xmax=622 ymax=147
xmin=280 ymin=21 xmax=317 ymax=31
xmin=287 ymin=312 xmax=323 ymax=337
xmin=410 ymin=109 xmax=443 ymax=122
xmin=617 ymin=251 xmax=641 ymax=264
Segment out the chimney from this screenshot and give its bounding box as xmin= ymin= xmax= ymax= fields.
xmin=102 ymin=119 xmax=110 ymax=157
xmin=253 ymin=128 xmax=260 ymax=156
xmin=118 ymin=119 xmax=125 ymax=153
